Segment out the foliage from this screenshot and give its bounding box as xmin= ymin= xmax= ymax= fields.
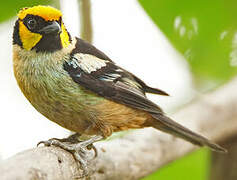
xmin=0 ymin=0 xmax=52 ymax=23
xmin=139 ymin=0 xmax=237 ymax=89
xmin=142 ymin=149 xmax=210 ymax=180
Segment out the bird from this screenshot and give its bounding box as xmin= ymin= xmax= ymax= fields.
xmin=13 ymin=5 xmax=226 ymax=175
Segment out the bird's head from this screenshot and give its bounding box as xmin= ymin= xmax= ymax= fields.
xmin=13 ymin=5 xmax=71 ymax=52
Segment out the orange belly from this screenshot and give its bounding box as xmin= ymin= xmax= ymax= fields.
xmin=91 ymin=99 xmax=152 ymax=137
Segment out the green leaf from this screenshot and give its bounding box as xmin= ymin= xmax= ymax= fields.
xmin=0 ymin=0 xmax=53 ymax=23
xmin=138 ymin=0 xmax=237 ymax=88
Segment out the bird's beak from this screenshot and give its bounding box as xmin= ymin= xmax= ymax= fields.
xmin=39 ymin=21 xmax=62 ymax=35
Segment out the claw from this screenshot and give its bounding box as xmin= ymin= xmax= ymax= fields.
xmin=88 ymin=144 xmax=98 ymax=158
xmin=37 ymin=140 xmax=50 ymax=147
xmin=37 ymin=134 xmax=103 ymax=177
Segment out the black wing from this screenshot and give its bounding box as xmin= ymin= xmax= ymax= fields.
xmin=63 ymin=53 xmax=164 ymax=114
xmin=71 ymin=38 xmax=169 ymax=96
xmin=70 ymin=37 xmax=112 ymax=61
xmin=131 ymin=75 xmax=169 ymax=96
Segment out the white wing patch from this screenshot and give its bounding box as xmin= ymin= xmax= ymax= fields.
xmin=99 ymin=73 xmax=121 ymax=81
xmin=72 ymin=53 xmax=108 ymax=74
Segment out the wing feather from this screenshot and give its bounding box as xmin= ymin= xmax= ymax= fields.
xmin=63 ymin=54 xmax=163 ymax=114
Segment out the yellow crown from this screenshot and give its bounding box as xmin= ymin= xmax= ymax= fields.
xmin=18 ymin=5 xmax=62 ymax=21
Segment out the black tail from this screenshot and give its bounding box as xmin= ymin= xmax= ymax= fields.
xmin=151 ymin=113 xmax=227 ymax=153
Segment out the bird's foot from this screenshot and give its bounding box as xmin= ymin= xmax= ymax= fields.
xmin=38 ymin=134 xmax=103 ymax=177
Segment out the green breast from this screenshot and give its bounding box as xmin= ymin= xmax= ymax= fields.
xmin=14 ymin=50 xmax=104 ymax=131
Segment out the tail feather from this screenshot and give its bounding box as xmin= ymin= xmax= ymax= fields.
xmin=151 ymin=113 xmax=227 ymax=153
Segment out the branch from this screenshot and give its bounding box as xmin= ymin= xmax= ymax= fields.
xmin=1 ymin=77 xmax=237 ymax=180
xmin=210 ymin=135 xmax=237 ymax=180
xmin=78 ymin=0 xmax=93 ymax=43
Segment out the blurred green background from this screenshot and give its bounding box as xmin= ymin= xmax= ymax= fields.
xmin=1 ymin=0 xmax=235 ymax=179
xmin=139 ymin=0 xmax=237 ymax=91
xmin=143 ymin=149 xmax=210 ymax=180
xmin=0 ymin=1 xmax=52 ymax=23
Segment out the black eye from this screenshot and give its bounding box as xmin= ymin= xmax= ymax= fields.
xmin=27 ymin=18 xmax=37 ymax=30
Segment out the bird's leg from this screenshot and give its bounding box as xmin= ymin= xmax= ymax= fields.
xmin=38 ymin=134 xmax=103 ymax=177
